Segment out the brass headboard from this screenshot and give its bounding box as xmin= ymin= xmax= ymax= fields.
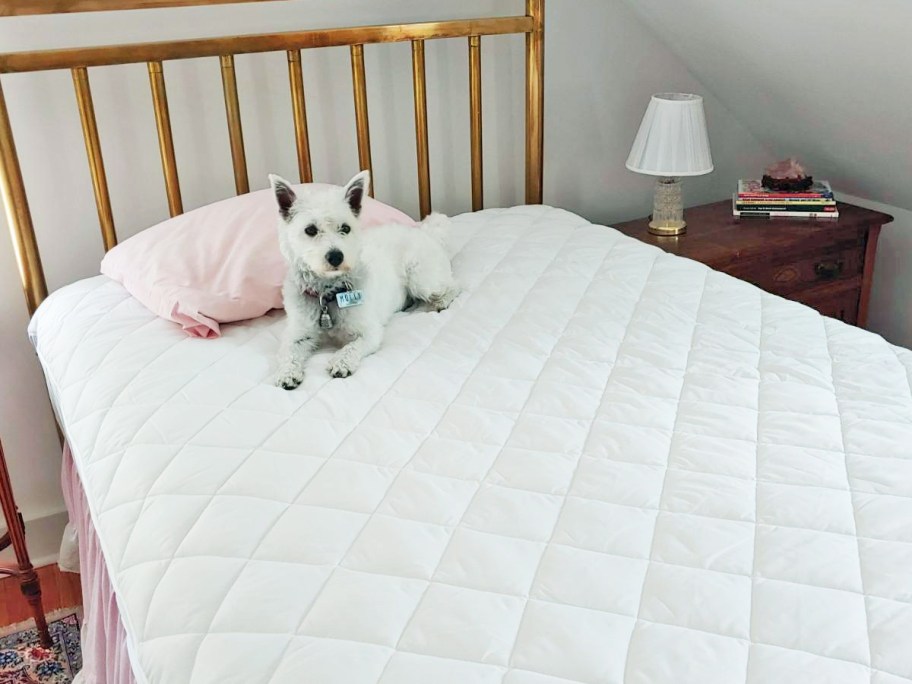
xmin=0 ymin=1 xmax=544 ymax=315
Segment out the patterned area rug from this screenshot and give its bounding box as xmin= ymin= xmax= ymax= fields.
xmin=0 ymin=611 xmax=81 ymax=684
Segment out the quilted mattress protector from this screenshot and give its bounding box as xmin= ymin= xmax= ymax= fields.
xmin=31 ymin=206 xmax=912 ymax=683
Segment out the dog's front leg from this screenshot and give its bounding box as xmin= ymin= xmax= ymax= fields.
xmin=327 ymin=325 xmax=382 ymax=378
xmin=275 ymin=331 xmax=317 ymax=390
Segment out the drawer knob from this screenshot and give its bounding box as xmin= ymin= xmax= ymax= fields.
xmin=815 ymin=259 xmax=844 ymax=279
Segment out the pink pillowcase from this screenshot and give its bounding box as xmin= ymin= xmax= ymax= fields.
xmin=100 ymin=184 xmax=415 ymax=338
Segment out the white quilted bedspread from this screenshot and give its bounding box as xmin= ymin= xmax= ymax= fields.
xmin=31 ymin=206 xmax=912 ymax=684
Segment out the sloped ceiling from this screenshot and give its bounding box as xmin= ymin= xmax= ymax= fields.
xmin=622 ymin=0 xmax=912 ymax=211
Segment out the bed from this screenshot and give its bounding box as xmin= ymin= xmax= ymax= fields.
xmin=5 ymin=3 xmax=912 ymax=684
xmin=27 ymin=203 xmax=912 ymax=683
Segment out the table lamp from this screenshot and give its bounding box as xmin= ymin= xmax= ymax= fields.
xmin=626 ymin=93 xmax=713 ymax=236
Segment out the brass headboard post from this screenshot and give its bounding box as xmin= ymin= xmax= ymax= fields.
xmin=0 ymin=80 xmax=46 ymax=314
xmin=0 ymin=10 xmax=544 ymax=316
xmin=411 ymin=39 xmax=431 ymax=219
xmin=349 ymin=44 xmax=373 ymax=197
xmin=525 ymin=0 xmax=544 ymax=205
xmin=148 ymin=61 xmax=183 ymax=216
xmin=468 ymin=35 xmax=483 ymax=212
xmin=286 ymin=50 xmax=313 ymax=184
xmin=72 ymin=66 xmax=118 ymax=251
xmin=220 ymin=54 xmax=249 ymax=194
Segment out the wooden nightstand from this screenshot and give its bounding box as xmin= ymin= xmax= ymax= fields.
xmin=613 ymin=200 xmax=894 ymax=327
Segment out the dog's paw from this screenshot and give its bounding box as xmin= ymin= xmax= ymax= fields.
xmin=328 ymin=351 xmax=359 ymax=378
xmin=428 ymin=287 xmax=459 ymax=312
xmin=274 ymin=368 xmax=304 ymax=390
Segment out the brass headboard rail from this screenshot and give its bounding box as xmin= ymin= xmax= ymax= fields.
xmin=0 ymin=2 xmax=545 ymax=315
xmin=0 ymin=17 xmax=532 ymax=72
xmin=0 ymin=0 xmax=280 ymax=17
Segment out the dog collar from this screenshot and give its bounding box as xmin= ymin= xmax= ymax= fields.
xmin=302 ymin=283 xmax=351 ymax=303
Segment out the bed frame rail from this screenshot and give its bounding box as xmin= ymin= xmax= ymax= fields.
xmin=0 ymin=2 xmax=545 ymax=315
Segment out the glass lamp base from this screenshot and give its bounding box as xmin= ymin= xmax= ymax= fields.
xmin=648 ymin=177 xmax=686 ymax=236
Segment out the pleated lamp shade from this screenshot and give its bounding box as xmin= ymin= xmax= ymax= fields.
xmin=626 ymin=93 xmax=713 ymax=177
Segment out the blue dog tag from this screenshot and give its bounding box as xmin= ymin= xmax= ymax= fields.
xmin=336 ymin=290 xmax=364 ymax=308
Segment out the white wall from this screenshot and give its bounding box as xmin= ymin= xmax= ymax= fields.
xmin=0 ymin=0 xmax=770 ymax=560
xmin=621 ymin=0 xmax=912 ymax=213
xmin=544 ymin=0 xmax=772 ymax=226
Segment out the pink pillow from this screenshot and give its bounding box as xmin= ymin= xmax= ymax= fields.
xmin=100 ymin=184 xmax=416 ymax=338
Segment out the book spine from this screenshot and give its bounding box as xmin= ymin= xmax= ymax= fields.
xmin=737 ymin=193 xmax=834 ymax=200
xmin=737 ymin=201 xmax=836 ymax=208
xmin=737 ymin=180 xmax=834 ymax=196
xmin=734 ymin=209 xmax=840 ymax=219
xmin=737 ymin=196 xmax=834 ymax=202
xmin=735 ymin=203 xmax=837 ymax=212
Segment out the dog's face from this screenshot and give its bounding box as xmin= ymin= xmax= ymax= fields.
xmin=269 ymin=170 xmax=370 ymax=278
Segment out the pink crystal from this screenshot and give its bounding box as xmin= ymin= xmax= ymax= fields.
xmin=765 ymin=157 xmax=807 ymax=179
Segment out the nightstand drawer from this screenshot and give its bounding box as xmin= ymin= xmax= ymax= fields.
xmin=728 ymin=247 xmax=864 ymax=297
xmin=791 ymin=281 xmax=861 ymax=325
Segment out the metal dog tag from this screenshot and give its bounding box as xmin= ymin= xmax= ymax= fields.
xmin=319 ymin=310 xmax=333 ymax=329
xmin=336 ymin=290 xmax=363 ymax=309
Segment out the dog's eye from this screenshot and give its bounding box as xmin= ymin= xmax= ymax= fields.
xmin=304 ymin=224 xmax=318 ymax=237
xmin=340 ymin=224 xmax=351 ymax=235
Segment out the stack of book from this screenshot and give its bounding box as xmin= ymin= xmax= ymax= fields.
xmin=733 ymin=180 xmax=838 ymax=219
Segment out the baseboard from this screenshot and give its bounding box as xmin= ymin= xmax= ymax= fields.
xmin=0 ymin=509 xmax=68 ymax=569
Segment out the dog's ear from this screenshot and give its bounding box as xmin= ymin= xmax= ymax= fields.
xmin=268 ymin=174 xmax=297 ymax=221
xmin=343 ymin=170 xmax=370 ymax=217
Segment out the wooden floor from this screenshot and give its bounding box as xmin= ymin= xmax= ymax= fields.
xmin=0 ymin=564 xmax=82 ymax=629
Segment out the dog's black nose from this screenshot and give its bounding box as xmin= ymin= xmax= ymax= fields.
xmin=326 ymin=249 xmax=344 ymax=267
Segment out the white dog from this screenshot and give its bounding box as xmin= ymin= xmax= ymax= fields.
xmin=269 ymin=170 xmax=458 ymax=389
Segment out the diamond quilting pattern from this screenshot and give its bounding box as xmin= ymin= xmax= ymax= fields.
xmin=30 ymin=206 xmax=912 ymax=683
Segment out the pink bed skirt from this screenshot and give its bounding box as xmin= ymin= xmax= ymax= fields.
xmin=61 ymin=445 xmax=139 ymax=684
